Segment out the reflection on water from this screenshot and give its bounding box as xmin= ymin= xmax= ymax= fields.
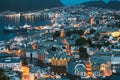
xmin=0 ymin=14 xmax=51 ymax=41
xmin=0 ymin=14 xmax=50 ymax=26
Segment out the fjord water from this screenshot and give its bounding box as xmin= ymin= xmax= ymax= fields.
xmin=0 ymin=15 xmax=51 ymax=41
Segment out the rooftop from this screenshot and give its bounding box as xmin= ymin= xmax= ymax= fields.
xmin=0 ymin=57 xmax=21 ymax=63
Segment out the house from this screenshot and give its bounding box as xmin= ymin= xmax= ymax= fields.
xmin=66 ymin=59 xmax=87 ymax=79
xmin=111 ymin=56 xmax=120 ymax=73
xmin=0 ymin=57 xmax=22 ymax=72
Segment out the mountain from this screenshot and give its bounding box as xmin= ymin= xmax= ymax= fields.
xmin=0 ymin=0 xmax=64 ymax=12
xmin=82 ymin=0 xmax=120 ymax=9
xmin=107 ymin=1 xmax=120 ymax=9
xmin=82 ymin=1 xmax=106 ymax=8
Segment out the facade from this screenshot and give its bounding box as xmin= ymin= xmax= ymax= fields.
xmin=66 ymin=59 xmax=87 ymax=79
xmin=26 ymin=50 xmax=38 ymax=59
xmin=50 ymin=51 xmax=71 ymax=67
xmin=26 ymin=50 xmax=45 ymax=61
xmin=51 ymin=57 xmax=69 ymax=66
xmin=74 ymin=63 xmax=86 ymax=78
xmin=111 ymin=57 xmax=120 ymax=73
xmin=90 ymin=51 xmax=120 ymax=77
xmin=0 ymin=57 xmax=22 ymax=71
xmin=86 ymin=62 xmax=93 ymax=78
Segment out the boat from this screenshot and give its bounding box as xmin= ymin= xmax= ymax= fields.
xmin=3 ymin=26 xmax=17 ymax=33
xmin=20 ymin=23 xmax=31 ymax=28
xmin=3 ymin=25 xmax=27 ymax=33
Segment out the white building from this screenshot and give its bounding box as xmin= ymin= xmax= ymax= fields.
xmin=74 ymin=64 xmax=86 ymax=78
xmin=111 ymin=56 xmax=120 ymax=73
xmin=14 ymin=36 xmax=27 ymax=42
xmin=0 ymin=57 xmax=22 ymax=72
xmin=111 ymin=57 xmax=120 ymax=65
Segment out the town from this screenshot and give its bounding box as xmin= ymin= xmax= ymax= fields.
xmin=0 ymin=4 xmax=120 ymax=80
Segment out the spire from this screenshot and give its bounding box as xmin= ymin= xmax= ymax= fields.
xmin=86 ymin=57 xmax=93 ymax=78
xmin=60 ymin=28 xmax=65 ymax=38
xmin=89 ymin=16 xmax=94 ymax=26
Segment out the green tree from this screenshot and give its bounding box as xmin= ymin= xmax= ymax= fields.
xmin=53 ymin=31 xmax=60 ymax=39
xmin=78 ymin=47 xmax=89 ymax=59
xmin=22 ymin=59 xmax=28 ymax=66
xmin=75 ymin=37 xmax=87 ymax=46
xmin=0 ymin=68 xmax=10 ymax=80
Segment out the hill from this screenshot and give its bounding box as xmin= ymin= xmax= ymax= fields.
xmin=0 ymin=0 xmax=64 ymax=12
xmin=82 ymin=1 xmax=120 ymax=9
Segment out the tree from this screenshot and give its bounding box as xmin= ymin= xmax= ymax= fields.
xmin=22 ymin=59 xmax=28 ymax=66
xmin=65 ymin=29 xmax=84 ymax=37
xmin=78 ymin=47 xmax=89 ymax=59
xmin=75 ymin=37 xmax=88 ymax=46
xmin=51 ymin=46 xmax=57 ymax=51
xmin=53 ymin=31 xmax=60 ymax=39
xmin=0 ymin=68 xmax=10 ymax=80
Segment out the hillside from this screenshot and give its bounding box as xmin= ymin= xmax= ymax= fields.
xmin=0 ymin=0 xmax=64 ymax=12
xmin=82 ymin=1 xmax=120 ymax=9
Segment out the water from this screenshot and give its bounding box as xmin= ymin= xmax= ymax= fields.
xmin=0 ymin=15 xmax=51 ymax=41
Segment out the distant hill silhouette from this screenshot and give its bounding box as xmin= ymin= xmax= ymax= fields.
xmin=82 ymin=1 xmax=120 ymax=9
xmin=0 ymin=0 xmax=64 ymax=12
xmin=107 ymin=1 xmax=120 ymax=9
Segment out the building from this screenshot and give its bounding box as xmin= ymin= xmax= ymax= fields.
xmin=0 ymin=57 xmax=22 ymax=71
xmin=86 ymin=61 xmax=93 ymax=78
xmin=50 ymin=51 xmax=70 ymax=67
xmin=66 ymin=59 xmax=87 ymax=79
xmin=111 ymin=56 xmax=120 ymax=73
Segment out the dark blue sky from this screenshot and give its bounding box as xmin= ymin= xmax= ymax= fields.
xmin=60 ymin=0 xmax=110 ymax=6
